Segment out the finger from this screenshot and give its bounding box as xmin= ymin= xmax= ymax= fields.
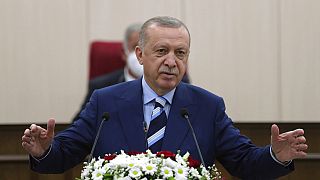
xmin=24 ymin=129 xmax=31 ymax=137
xmin=22 ymin=141 xmax=29 ymax=148
xmin=30 ymin=124 xmax=45 ymax=136
xmin=22 ymin=135 xmax=32 ymax=143
xmin=293 ymin=150 xmax=308 ymax=159
xmin=46 ymin=118 xmax=55 ymax=138
xmin=22 ymin=141 xmax=32 ymax=149
xmin=292 ymin=129 xmax=305 ymax=137
xmin=30 ymin=124 xmax=38 ymax=133
xmin=295 ymin=136 xmax=307 ymax=144
xmin=23 ymin=129 xmax=36 ymax=143
xmin=271 ymin=124 xmax=280 ymax=142
xmin=298 ymin=144 xmax=308 ymax=151
xmin=22 ymin=141 xmax=34 ymax=153
xmin=40 ymin=129 xmax=47 ymax=138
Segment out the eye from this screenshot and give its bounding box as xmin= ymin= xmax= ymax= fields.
xmin=175 ymin=49 xmax=187 ymax=60
xmin=155 ymin=48 xmax=167 ymax=57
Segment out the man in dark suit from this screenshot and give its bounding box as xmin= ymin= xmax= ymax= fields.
xmin=22 ymin=16 xmax=307 ymax=179
xmin=72 ymin=23 xmax=190 ymax=122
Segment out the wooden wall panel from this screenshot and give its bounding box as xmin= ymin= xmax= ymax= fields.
xmin=0 ymin=0 xmax=88 ymax=124
xmin=88 ymin=0 xmax=184 ymax=41
xmin=185 ymin=0 xmax=281 ymax=122
xmin=1 ymin=0 xmax=320 ymax=124
xmin=280 ymin=0 xmax=320 ymax=122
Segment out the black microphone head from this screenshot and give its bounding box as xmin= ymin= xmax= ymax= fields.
xmin=102 ymin=112 xmax=110 ymax=121
xmin=180 ymin=108 xmax=189 ymax=118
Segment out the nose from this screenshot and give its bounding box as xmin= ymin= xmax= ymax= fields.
xmin=163 ymin=52 xmax=177 ymax=68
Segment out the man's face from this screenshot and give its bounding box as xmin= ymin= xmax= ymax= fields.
xmin=136 ymin=24 xmax=190 ymax=95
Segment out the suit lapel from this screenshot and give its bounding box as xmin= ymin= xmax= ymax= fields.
xmin=115 ymin=81 xmax=199 ymax=153
xmin=116 ymin=79 xmax=146 ymax=152
xmin=162 ymin=83 xmax=198 ymax=152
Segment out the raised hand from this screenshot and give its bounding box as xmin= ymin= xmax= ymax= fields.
xmin=21 ymin=119 xmax=55 ymax=158
xmin=271 ymin=124 xmax=308 ymax=162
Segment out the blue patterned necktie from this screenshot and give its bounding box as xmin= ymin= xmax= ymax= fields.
xmin=147 ymin=96 xmax=167 ymax=153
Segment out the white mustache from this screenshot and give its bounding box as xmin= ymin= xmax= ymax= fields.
xmin=159 ymin=66 xmax=179 ymax=75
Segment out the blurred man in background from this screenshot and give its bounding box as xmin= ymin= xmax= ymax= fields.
xmin=72 ymin=23 xmax=144 ymax=121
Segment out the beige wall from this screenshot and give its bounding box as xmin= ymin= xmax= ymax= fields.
xmin=0 ymin=0 xmax=319 ymax=124
xmin=0 ymin=0 xmax=88 ymax=124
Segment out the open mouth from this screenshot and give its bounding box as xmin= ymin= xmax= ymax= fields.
xmin=160 ymin=72 xmax=176 ymax=79
xmin=163 ymin=72 xmax=175 ymax=75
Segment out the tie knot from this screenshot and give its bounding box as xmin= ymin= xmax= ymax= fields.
xmin=155 ymin=97 xmax=166 ymax=108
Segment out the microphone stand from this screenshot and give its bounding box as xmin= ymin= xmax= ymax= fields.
xmin=180 ymin=108 xmax=206 ymax=167
xmin=88 ymin=112 xmax=110 ymax=162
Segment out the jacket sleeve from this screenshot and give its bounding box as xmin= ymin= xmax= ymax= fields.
xmin=214 ymin=98 xmax=294 ymax=179
xmin=30 ymin=90 xmax=100 ymax=173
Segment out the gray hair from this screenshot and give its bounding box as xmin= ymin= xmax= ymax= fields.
xmin=138 ymin=16 xmax=191 ymax=51
xmin=123 ymin=23 xmax=142 ymax=54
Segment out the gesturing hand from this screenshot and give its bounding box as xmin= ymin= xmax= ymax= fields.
xmin=21 ymin=119 xmax=55 ymax=158
xmin=271 ymin=124 xmax=308 ymax=162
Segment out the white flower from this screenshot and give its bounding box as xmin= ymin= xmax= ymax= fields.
xmin=115 ymin=177 xmax=132 ymax=180
xmin=109 ymin=155 xmax=129 ymax=167
xmin=189 ymin=167 xmax=202 ymax=179
xmin=128 ymin=167 xmax=142 ymax=179
xmin=174 ymin=166 xmax=188 ymax=178
xmin=161 ymin=166 xmax=173 ymax=178
xmin=126 ymin=159 xmax=136 ymax=169
xmin=78 ymin=150 xmax=221 ymax=180
xmin=142 ymin=163 xmax=157 ymax=175
xmin=91 ymin=168 xmax=104 ymax=180
xmin=182 ymin=152 xmax=190 ymax=160
xmin=80 ymin=168 xmax=90 ymax=178
xmin=175 ymin=154 xmax=187 ymax=166
xmin=93 ymin=158 xmax=105 ymax=169
xmin=163 ymin=157 xmax=179 ymax=168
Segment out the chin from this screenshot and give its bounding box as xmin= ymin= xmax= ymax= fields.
xmin=157 ymin=77 xmax=179 ymax=90
xmin=159 ymin=82 xmax=177 ymax=91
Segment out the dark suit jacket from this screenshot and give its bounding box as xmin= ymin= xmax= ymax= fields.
xmin=72 ymin=69 xmax=125 ymax=122
xmin=72 ymin=69 xmax=190 ymax=121
xmin=32 ymin=79 xmax=293 ymax=179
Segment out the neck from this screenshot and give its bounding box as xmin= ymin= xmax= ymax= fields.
xmin=145 ymin=79 xmax=169 ymax=96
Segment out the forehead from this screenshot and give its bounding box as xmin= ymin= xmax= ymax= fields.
xmin=129 ymin=31 xmax=139 ymax=40
xmin=145 ymin=24 xmax=190 ymax=48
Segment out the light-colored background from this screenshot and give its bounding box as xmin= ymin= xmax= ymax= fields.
xmin=1 ymin=0 xmax=319 ymax=124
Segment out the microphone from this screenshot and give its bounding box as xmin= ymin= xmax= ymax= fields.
xmin=180 ymin=108 xmax=206 ymax=167
xmin=143 ymin=121 xmax=148 ymax=149
xmin=88 ymin=112 xmax=110 ymax=162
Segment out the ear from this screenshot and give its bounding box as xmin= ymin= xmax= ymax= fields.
xmin=135 ymin=46 xmax=143 ymax=65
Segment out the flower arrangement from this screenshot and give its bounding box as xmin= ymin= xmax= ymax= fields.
xmin=78 ymin=150 xmax=222 ymax=180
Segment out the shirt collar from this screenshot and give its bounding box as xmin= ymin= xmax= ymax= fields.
xmin=142 ymin=76 xmax=175 ymax=105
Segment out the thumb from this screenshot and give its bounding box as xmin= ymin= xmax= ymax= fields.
xmin=46 ymin=118 xmax=55 ymax=138
xmin=271 ymin=124 xmax=279 ymax=143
